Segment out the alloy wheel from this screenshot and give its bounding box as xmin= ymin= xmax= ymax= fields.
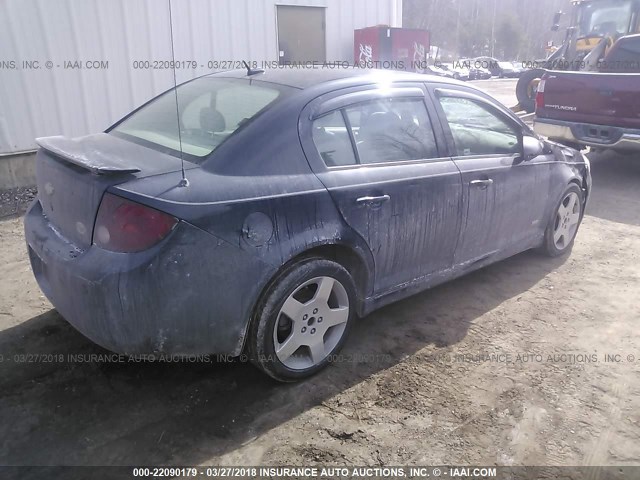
xmin=553 ymin=191 xmax=581 ymax=250
xmin=273 ymin=276 xmax=349 ymax=370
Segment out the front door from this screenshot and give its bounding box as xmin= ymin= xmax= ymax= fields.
xmin=300 ymin=86 xmax=463 ymax=295
xmin=431 ymin=87 xmax=550 ymax=265
xmin=277 ymin=6 xmax=326 ymax=64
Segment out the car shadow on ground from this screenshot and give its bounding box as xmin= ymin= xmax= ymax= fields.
xmin=586 ymin=150 xmax=640 ymax=227
xmin=0 ymin=248 xmax=567 ymax=470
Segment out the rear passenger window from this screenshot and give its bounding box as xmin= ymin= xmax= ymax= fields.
xmin=438 ymin=96 xmax=520 ymax=156
xmin=312 ymin=110 xmax=357 ymax=167
xmin=345 ymin=98 xmax=438 ymax=164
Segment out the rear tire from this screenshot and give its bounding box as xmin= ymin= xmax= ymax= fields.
xmin=247 ymin=258 xmax=356 ymax=382
xmin=540 ymin=184 xmax=584 ymax=257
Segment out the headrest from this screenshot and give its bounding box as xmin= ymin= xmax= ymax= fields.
xmin=200 ymin=107 xmax=225 ymax=133
xmin=359 ymin=111 xmax=402 ymax=138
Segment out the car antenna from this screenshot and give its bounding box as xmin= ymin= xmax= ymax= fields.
xmin=168 ymin=0 xmax=189 ymax=187
xmin=243 ymin=60 xmax=265 ymax=76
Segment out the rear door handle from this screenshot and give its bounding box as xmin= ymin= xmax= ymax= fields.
xmin=356 ymin=195 xmax=391 ymax=207
xmin=470 ymin=179 xmax=494 ymax=189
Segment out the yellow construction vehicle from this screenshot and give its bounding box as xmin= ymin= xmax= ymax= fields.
xmin=515 ymin=0 xmax=640 ymax=113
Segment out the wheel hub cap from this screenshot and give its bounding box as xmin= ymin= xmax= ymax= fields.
xmin=553 ymin=192 xmax=581 ymax=250
xmin=273 ymin=276 xmax=349 ymax=370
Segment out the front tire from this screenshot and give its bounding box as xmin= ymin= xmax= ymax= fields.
xmin=247 ymin=258 xmax=356 ymax=382
xmin=516 ymin=68 xmax=546 ymax=113
xmin=541 ymin=184 xmax=584 ymax=257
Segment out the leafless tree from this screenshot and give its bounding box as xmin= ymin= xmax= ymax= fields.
xmin=404 ymin=0 xmax=570 ymax=60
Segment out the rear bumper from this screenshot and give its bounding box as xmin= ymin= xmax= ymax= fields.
xmin=24 ymin=200 xmax=274 ymax=356
xmin=534 ymin=118 xmax=640 ymax=151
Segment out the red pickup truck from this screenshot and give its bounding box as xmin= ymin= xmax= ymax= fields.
xmin=534 ymin=71 xmax=640 ymax=153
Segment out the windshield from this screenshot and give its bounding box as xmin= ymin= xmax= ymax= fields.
xmin=110 ymin=77 xmax=290 ymax=163
xmin=578 ymin=0 xmax=634 ymax=37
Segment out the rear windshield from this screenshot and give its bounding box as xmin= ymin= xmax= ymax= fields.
xmin=110 ymin=77 xmax=291 ymax=163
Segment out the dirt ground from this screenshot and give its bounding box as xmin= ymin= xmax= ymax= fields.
xmin=469 ymin=78 xmax=522 ymax=109
xmin=1 ymin=123 xmax=640 ymax=470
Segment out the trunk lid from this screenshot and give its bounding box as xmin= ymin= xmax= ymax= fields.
xmin=35 ymin=133 xmax=193 ymax=248
xmin=537 ymin=72 xmax=640 ymax=129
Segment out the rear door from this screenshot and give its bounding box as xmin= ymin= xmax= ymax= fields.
xmin=300 ymin=85 xmax=463 ymax=295
xmin=429 ymin=86 xmax=550 ymax=266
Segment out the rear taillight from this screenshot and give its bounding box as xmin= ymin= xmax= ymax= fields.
xmin=93 ymin=193 xmax=178 ymax=253
xmin=535 ymin=79 xmax=546 ymax=111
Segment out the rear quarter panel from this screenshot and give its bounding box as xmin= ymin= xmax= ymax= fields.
xmin=113 ymin=93 xmax=376 ymax=320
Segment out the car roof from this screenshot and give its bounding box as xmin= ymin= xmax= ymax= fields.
xmin=209 ymin=68 xmax=462 ymax=90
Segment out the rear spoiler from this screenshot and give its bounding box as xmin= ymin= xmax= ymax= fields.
xmin=36 ymin=134 xmax=141 ymax=175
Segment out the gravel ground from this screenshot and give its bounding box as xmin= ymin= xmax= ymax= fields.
xmin=0 ymin=186 xmax=37 ymax=220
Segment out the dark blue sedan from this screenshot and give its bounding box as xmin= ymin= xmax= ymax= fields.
xmin=24 ymin=68 xmax=591 ymax=381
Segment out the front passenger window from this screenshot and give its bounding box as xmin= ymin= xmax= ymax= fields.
xmin=438 ymin=97 xmax=520 ymax=157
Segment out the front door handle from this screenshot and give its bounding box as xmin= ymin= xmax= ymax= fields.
xmin=356 ymin=195 xmax=391 ymax=207
xmin=470 ymin=179 xmax=494 ymax=189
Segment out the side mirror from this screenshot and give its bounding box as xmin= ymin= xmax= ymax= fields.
xmin=522 ymin=136 xmax=545 ymax=160
xmin=551 ymin=11 xmax=563 ymax=31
